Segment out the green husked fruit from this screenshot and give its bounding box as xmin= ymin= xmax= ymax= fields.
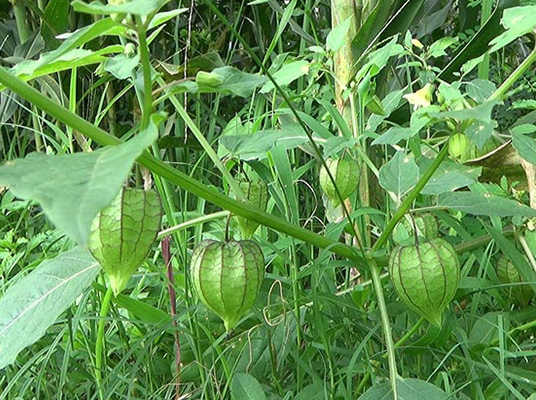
xmin=497 ymin=256 xmax=533 ymax=306
xmin=234 ymin=180 xmax=268 ymax=239
xmin=448 ymin=133 xmax=470 ymax=162
xmin=319 ymin=158 xmax=359 ymax=206
xmin=389 ymin=238 xmax=460 ymax=327
xmin=395 ymin=214 xmax=439 ymax=244
xmin=190 ymin=239 xmax=265 ymax=330
xmin=88 ymin=187 xmax=162 ymax=295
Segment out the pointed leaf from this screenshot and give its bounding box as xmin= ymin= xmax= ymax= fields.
xmin=438 ymin=192 xmax=536 ymax=217
xmin=379 ymin=151 xmax=419 ymax=197
xmin=231 ymin=373 xmax=266 ymax=400
xmin=0 ymin=125 xmax=157 ymax=245
xmin=0 ymin=247 xmax=100 ymax=369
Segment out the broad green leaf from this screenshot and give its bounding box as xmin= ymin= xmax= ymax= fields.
xmin=260 ymin=60 xmax=310 ymax=93
xmin=231 ymin=373 xmax=266 ymax=400
xmin=512 ymin=132 xmax=536 ymax=164
xmin=104 ymin=53 xmax=140 ymax=80
xmin=0 ymin=247 xmax=100 ymax=369
xmin=9 ymin=19 xmax=120 ymax=76
xmin=358 ymin=378 xmax=449 ymax=400
xmin=147 ymin=8 xmax=188 ymax=30
xmin=72 ymin=0 xmax=169 ymax=15
xmin=195 ymin=66 xmax=266 ymax=97
xmin=427 ymin=36 xmax=458 ymax=58
xmin=220 ymin=129 xmax=311 ymax=160
xmin=437 ymin=192 xmax=536 ymax=217
xmin=295 ymin=383 xmax=325 ymax=400
xmin=9 ymin=46 xmax=121 ymax=85
xmin=378 ymin=151 xmax=419 ymax=197
xmin=490 ymin=6 xmax=536 ymax=52
xmin=0 ymin=122 xmax=158 ymax=245
xmin=420 ymin=159 xmax=481 ymax=195
xmin=466 ymin=79 xmax=497 ymax=103
xmin=327 ymin=16 xmax=353 ymax=52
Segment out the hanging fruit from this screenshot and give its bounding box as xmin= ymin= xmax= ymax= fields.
xmin=389 ymin=238 xmax=460 ymax=327
xmin=395 ymin=214 xmax=439 ymax=244
xmin=497 ymin=256 xmax=533 ymax=306
xmin=319 ymin=158 xmax=359 ymax=206
xmin=88 ymin=187 xmax=162 ymax=295
xmin=234 ymin=179 xmax=268 ymax=239
xmin=448 ymin=133 xmax=470 ymax=162
xmin=190 ymin=239 xmax=265 ymax=331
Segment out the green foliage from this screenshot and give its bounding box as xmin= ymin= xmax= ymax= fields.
xmin=3 ymin=0 xmax=536 ymax=398
xmin=0 ymin=247 xmax=99 ymax=369
xmin=0 ymin=127 xmax=156 ymax=245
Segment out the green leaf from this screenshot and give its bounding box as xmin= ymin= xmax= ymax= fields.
xmin=41 ymin=0 xmax=70 ymax=47
xmin=358 ymin=378 xmax=449 ymax=399
xmin=196 ymin=66 xmax=266 ymax=97
xmin=437 ymin=192 xmax=536 ymax=217
xmin=10 ymin=19 xmax=120 ymax=76
xmin=295 ymin=383 xmax=325 ymax=400
xmin=260 ymin=60 xmax=310 ymax=93
xmin=231 ymin=373 xmax=266 ymax=400
xmin=427 ymin=36 xmax=458 ymax=58
xmin=420 ymin=159 xmax=481 ymax=195
xmin=10 ymin=46 xmax=121 ymax=85
xmin=72 ymin=0 xmax=169 ymax=15
xmin=147 ymin=8 xmax=188 ymax=30
xmin=219 ymin=129 xmax=310 ymax=160
xmin=327 ymin=16 xmax=353 ymax=52
xmin=512 ymin=132 xmax=536 ymax=164
xmin=104 ymin=53 xmax=140 ymax=80
xmin=490 ymin=6 xmax=536 ymax=52
xmin=378 ymin=151 xmax=419 ymax=197
xmin=0 ymin=123 xmax=157 ymax=245
xmin=0 ymin=247 xmax=100 ymax=369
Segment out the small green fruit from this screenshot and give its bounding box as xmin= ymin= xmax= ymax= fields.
xmin=319 ymin=158 xmax=359 ymax=206
xmin=389 ymin=238 xmax=460 ymax=327
xmin=196 ymin=71 xmax=224 ymax=87
xmin=190 ymin=239 xmax=265 ymax=330
xmin=234 ymin=180 xmax=268 ymax=239
xmin=448 ymin=133 xmax=470 ymax=162
xmin=395 ymin=214 xmax=439 ymax=244
xmin=88 ymin=187 xmax=162 ymax=295
xmin=497 ymin=256 xmax=533 ymax=306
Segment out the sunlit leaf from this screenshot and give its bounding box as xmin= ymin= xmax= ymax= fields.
xmin=0 ymin=247 xmax=100 ymax=369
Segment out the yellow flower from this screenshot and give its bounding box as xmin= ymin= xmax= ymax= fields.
xmin=403 ymin=83 xmax=434 ymax=109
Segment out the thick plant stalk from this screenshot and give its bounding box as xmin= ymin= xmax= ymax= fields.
xmin=95 ymin=287 xmax=113 ymax=400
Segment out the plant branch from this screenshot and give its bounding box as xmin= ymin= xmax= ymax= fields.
xmin=95 ymin=287 xmax=114 ymax=400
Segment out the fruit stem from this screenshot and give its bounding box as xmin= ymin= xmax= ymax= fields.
xmin=224 ymin=213 xmax=232 ymax=242
xmin=95 ymin=286 xmax=114 ymax=400
xmin=369 ymin=259 xmax=398 ymax=397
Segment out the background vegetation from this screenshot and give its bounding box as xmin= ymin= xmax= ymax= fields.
xmin=2 ymin=0 xmax=536 ymax=399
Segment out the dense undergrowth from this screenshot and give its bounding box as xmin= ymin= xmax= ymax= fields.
xmin=2 ymin=1 xmax=536 ymax=399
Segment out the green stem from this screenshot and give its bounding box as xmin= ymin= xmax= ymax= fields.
xmin=371 ymin=144 xmax=449 ymax=253
xmin=488 ymin=46 xmax=536 ymax=102
xmin=0 ymin=65 xmax=364 ymax=264
xmin=393 ymin=317 xmax=424 ymax=350
xmin=157 ymin=211 xmax=229 ymax=239
xmin=157 ymin=77 xmax=247 ymax=202
xmin=95 ymin=287 xmax=114 ymax=400
xmin=136 ymin=18 xmax=153 ymax=130
xmin=369 ymin=260 xmax=398 ymax=397
xmin=13 ymin=0 xmax=30 ymax=44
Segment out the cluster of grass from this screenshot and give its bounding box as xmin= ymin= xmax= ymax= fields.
xmin=1 ymin=0 xmax=536 ymax=399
